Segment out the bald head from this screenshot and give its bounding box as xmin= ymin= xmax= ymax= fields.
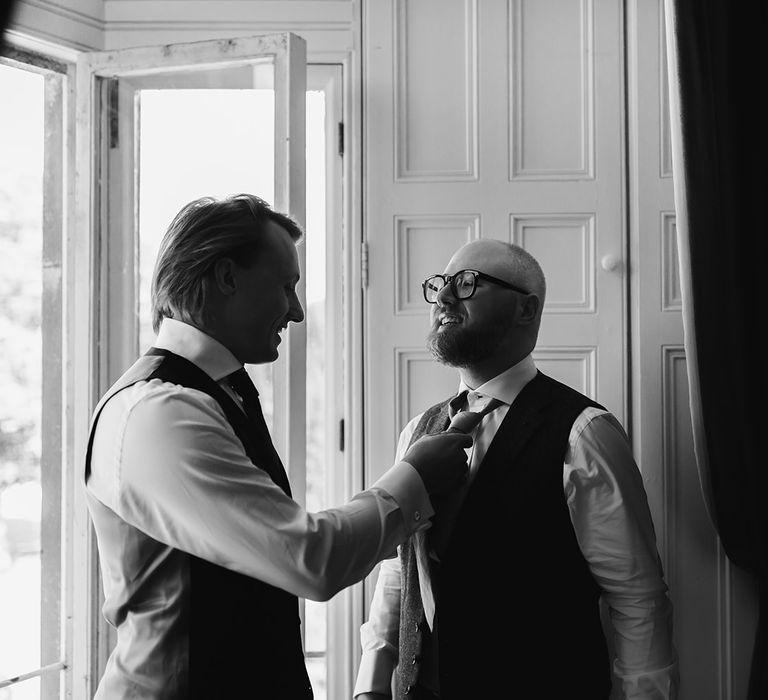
xmin=427 ymin=239 xmax=547 ymax=386
xmin=445 ymin=239 xmax=547 ymax=313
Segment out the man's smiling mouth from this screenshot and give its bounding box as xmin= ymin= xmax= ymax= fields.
xmin=438 ymin=313 xmax=461 ymax=327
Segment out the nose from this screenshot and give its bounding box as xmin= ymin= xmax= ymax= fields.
xmin=289 ymin=289 xmax=304 ymax=323
xmin=435 ymin=279 xmax=457 ymax=307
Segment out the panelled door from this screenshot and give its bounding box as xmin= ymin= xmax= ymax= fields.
xmin=363 ymin=0 xmax=627 ymax=484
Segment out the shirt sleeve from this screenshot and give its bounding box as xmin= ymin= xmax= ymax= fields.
xmin=564 ymin=408 xmax=680 ymax=700
xmin=353 ymin=415 xmax=422 ymax=698
xmin=88 ymin=380 xmax=432 ymax=602
xmin=354 ymin=555 xmax=402 ymax=698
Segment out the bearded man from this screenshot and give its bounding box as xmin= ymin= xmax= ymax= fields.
xmin=353 ymin=239 xmax=679 ymax=700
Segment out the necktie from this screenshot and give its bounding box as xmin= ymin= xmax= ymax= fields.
xmin=447 ymin=391 xmax=503 ymax=434
xmin=414 ymin=390 xmax=503 ymax=630
xmin=429 ymin=391 xmax=503 ymax=558
xmin=226 ymin=368 xmax=291 ymax=496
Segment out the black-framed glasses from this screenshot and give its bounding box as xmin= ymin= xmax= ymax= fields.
xmin=422 ymin=269 xmax=529 ymax=304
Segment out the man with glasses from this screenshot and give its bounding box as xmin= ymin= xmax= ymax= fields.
xmin=83 ymin=194 xmax=473 ymax=699
xmin=354 ymin=239 xmax=678 ymax=699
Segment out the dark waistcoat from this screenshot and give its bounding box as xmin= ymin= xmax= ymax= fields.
xmin=396 ymin=371 xmax=612 ymax=700
xmin=85 ymin=350 xmax=313 ymax=699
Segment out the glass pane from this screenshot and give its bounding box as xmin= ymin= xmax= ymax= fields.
xmin=0 ymin=64 xmax=44 ymax=696
xmin=305 ymin=655 xmax=326 ymax=700
xmin=136 ymin=81 xmax=329 ymax=697
xmin=138 ymin=86 xmax=276 ymax=419
xmin=304 ymin=89 xmax=327 ymax=514
xmin=0 ymin=678 xmax=40 ymax=700
xmin=304 ymin=89 xmax=327 ymax=697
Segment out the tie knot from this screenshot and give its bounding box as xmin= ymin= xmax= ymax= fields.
xmin=448 ymin=390 xmax=470 ymax=418
xmin=447 ymin=393 xmax=503 ymax=433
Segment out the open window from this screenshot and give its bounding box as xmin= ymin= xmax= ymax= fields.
xmin=72 ymin=33 xmax=346 ymax=699
xmin=76 ymin=32 xmax=308 ymax=480
xmin=0 ymin=31 xmax=347 ymax=698
xmin=0 ymin=48 xmax=68 ymax=698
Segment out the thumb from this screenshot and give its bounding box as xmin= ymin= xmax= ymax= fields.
xmin=446 ymin=411 xmax=481 ymax=434
xmin=441 ymin=429 xmax=473 ymax=446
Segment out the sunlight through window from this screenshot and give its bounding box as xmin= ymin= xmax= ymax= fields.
xmin=137 ymin=86 xmax=329 ymax=699
xmin=0 ymin=63 xmax=45 ymax=700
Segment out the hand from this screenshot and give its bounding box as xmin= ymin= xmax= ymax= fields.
xmin=355 ymin=694 xmax=390 ymax=700
xmin=403 ymin=431 xmax=472 ymax=496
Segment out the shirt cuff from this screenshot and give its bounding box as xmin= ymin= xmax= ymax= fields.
xmin=617 ymin=658 xmax=679 ymax=700
xmin=373 ymin=460 xmax=434 ymax=532
xmin=354 ymin=650 xmax=396 ymax=697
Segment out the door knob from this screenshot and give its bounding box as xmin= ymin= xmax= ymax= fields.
xmin=600 ymin=254 xmax=621 ymax=272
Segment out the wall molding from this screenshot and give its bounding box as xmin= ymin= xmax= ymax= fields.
xmin=11 ymin=0 xmax=104 ymax=51
xmin=660 ymin=211 xmax=681 ymax=311
xmin=510 ymin=212 xmax=597 ymax=314
xmin=394 ymin=213 xmax=480 ymax=315
xmin=20 ymin=0 xmax=104 ymax=30
xmin=393 ymin=0 xmax=478 ymax=181
xmin=508 ymin=0 xmax=595 ymax=180
xmin=10 ymin=0 xmax=355 ymax=54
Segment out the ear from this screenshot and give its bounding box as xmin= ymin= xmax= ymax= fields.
xmin=517 ymin=293 xmax=540 ymax=326
xmin=211 ymin=257 xmax=238 ymax=296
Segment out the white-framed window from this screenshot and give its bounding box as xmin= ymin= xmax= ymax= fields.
xmin=0 ymin=28 xmax=349 ymax=700
xmin=0 ymin=47 xmax=69 ymax=698
xmin=1 ymin=34 xmax=351 ymax=700
xmin=129 ymin=59 xmax=345 ymax=700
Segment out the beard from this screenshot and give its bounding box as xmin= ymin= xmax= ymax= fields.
xmin=427 ymin=321 xmax=509 ymax=367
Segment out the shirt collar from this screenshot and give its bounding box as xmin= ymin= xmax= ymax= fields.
xmin=153 ymin=318 xmax=243 ymax=382
xmin=457 ymin=354 xmax=537 ymax=408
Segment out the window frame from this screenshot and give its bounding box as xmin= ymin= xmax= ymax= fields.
xmin=302 ymin=63 xmax=346 ymax=698
xmin=1 ymin=35 xmax=362 ymax=700
xmin=0 ymin=46 xmax=70 ymax=698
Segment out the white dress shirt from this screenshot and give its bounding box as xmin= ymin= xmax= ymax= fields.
xmin=355 ymin=356 xmax=679 ymax=700
xmin=86 ymin=319 xmax=434 ymax=697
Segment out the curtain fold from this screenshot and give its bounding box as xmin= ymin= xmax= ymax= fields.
xmin=664 ymin=1 xmax=768 ymax=697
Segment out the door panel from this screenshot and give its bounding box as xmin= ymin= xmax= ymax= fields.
xmin=363 ymin=0 xmax=627 ymax=489
xmin=363 ymin=4 xmax=627 ymax=692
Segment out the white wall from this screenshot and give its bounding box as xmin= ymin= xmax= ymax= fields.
xmin=8 ymin=0 xmax=104 ymax=51
xmin=102 ymin=0 xmax=353 ymax=55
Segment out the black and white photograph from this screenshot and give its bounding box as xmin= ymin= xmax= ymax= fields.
xmin=0 ymin=1 xmax=765 ymax=698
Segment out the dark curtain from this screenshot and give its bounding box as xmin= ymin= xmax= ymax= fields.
xmin=664 ymin=1 xmax=768 ymax=698
xmin=0 ymin=1 xmax=19 ymax=50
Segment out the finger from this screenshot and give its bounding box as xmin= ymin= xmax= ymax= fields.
xmin=443 ymin=428 xmax=474 ymax=444
xmin=453 ymin=432 xmax=474 ymax=447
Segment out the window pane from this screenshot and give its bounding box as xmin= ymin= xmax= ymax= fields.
xmin=304 ymin=89 xmax=327 ymax=699
xmin=137 ymin=88 xmax=276 ymax=420
xmin=137 ymin=84 xmax=330 ymax=698
xmin=305 ymin=656 xmax=326 ymax=700
xmin=0 ymin=678 xmax=40 ymax=700
xmin=137 ymin=88 xmax=276 ymax=351
xmin=304 ymin=89 xmax=327 ymax=515
xmin=0 ymin=64 xmax=44 ymax=697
